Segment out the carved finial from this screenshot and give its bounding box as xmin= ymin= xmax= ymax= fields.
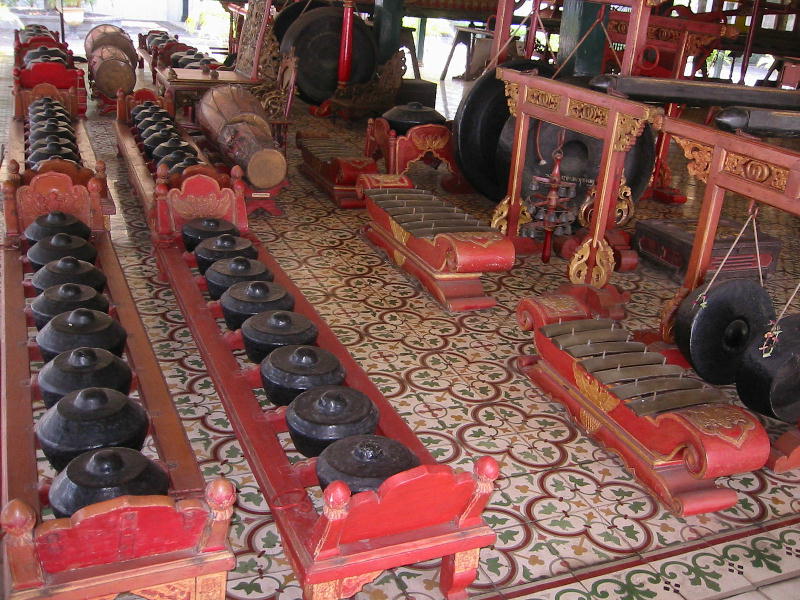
xmin=95 ymin=160 xmax=106 ymax=178
xmin=1 ymin=499 xmax=36 ymax=545
xmin=206 ymin=477 xmax=236 ymax=521
xmin=155 ymin=162 xmax=169 ymax=184
xmin=9 ymin=159 xmax=20 ymax=175
xmin=475 ymin=456 xmax=500 ymax=490
xmin=210 ymin=69 xmax=219 ymax=80
xmin=116 ymin=89 xmax=124 ymax=100
xmin=322 ymin=481 xmax=350 ymax=520
xmin=230 ymin=165 xmax=244 ymax=181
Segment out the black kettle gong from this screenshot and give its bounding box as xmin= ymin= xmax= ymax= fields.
xmin=241 ymin=310 xmax=317 ymax=363
xmin=48 ymin=447 xmax=169 ymax=518
xmin=382 ymin=102 xmax=446 ymax=136
xmin=30 ymin=283 xmax=110 ymax=330
xmin=35 ymin=387 xmax=149 ymax=472
xmin=260 ymin=345 xmax=345 ymax=406
xmin=31 ymin=256 xmax=107 ymax=294
xmin=24 ymin=211 xmax=91 ymax=244
xmin=220 ymin=280 xmax=294 ymax=330
xmin=181 ymin=217 xmax=239 ymax=251
xmin=287 ymin=385 xmax=378 ymax=457
xmin=194 ymin=234 xmax=258 ymax=274
xmin=37 ymin=346 xmax=133 ymax=408
xmin=36 ymin=308 xmax=127 ymax=363
xmin=27 ymin=233 xmax=97 ymax=271
xmin=205 ymin=256 xmax=273 ymax=300
xmin=315 ymin=434 xmax=419 ymax=492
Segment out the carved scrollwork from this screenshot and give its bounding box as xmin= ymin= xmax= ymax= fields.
xmin=491 ymin=195 xmax=531 ymax=234
xmin=504 ymin=82 xmax=519 ymax=118
xmin=615 ymin=175 xmax=634 ymax=226
xmin=568 ymin=238 xmax=615 ymax=288
xmin=723 ymin=152 xmax=788 ymax=192
xmin=613 ymin=113 xmax=646 ymax=152
xmin=525 ymin=87 xmax=560 ymax=111
xmin=673 ymin=136 xmax=712 ymax=182
xmin=567 ymin=99 xmax=608 ymax=127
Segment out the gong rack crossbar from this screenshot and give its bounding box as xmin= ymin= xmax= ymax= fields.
xmin=115 ymin=94 xmax=499 ymax=599
xmin=495 ymin=68 xmax=661 ymax=291
xmin=0 ymin=168 xmax=235 ymax=599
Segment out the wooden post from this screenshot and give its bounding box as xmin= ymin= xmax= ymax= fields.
xmin=337 ymin=0 xmax=356 ymax=89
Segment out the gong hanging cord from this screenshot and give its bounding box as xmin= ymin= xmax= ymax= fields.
xmin=761 ymin=279 xmax=800 ymax=358
xmin=751 ymin=207 xmax=764 ymax=289
xmin=694 ymin=213 xmax=755 ymax=309
xmin=482 ymin=11 xmax=533 ymax=76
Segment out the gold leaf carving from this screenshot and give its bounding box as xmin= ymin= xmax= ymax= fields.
xmin=573 ymin=364 xmax=620 ymax=412
xmin=503 ymin=82 xmax=519 ymax=118
xmin=579 ymin=409 xmax=602 ymax=433
xmin=613 ymin=113 xmax=646 ymax=152
xmin=525 ymin=87 xmax=560 ymax=111
xmin=679 ymin=405 xmax=755 ymax=449
xmin=567 ymin=99 xmax=608 ymax=126
xmin=673 ymin=136 xmax=712 ymax=183
xmin=723 ymin=152 xmax=788 ymax=192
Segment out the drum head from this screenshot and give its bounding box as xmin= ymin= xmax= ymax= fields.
xmin=280 ymin=6 xmax=377 ymax=105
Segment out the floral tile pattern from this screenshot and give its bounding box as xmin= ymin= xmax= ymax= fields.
xmin=3 ymin=36 xmax=800 ymax=600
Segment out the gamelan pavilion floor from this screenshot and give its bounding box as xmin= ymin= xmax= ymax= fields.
xmin=2 ymin=24 xmax=800 ymax=600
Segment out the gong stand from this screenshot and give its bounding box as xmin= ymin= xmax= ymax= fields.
xmin=132 ymin=169 xmax=499 ymax=600
xmin=656 ymin=116 xmax=800 ymax=471
xmin=0 ymin=165 xmax=235 ymax=599
xmin=495 ymin=68 xmax=661 ymax=318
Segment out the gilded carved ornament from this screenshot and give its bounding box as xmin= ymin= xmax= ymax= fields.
xmin=526 ymin=87 xmax=560 ymax=111
xmin=568 ymin=238 xmax=615 ymax=288
xmin=567 ymin=98 xmax=608 ymax=127
xmin=491 ymin=195 xmax=531 ymax=234
xmin=503 ymin=81 xmax=519 ymax=118
xmin=723 ymin=152 xmax=788 ymax=192
xmin=673 ymin=136 xmax=712 ymax=183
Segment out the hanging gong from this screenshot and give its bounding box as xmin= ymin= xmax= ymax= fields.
xmin=279 ymin=6 xmax=377 ymax=105
xmin=674 ymin=278 xmax=775 ymax=385
xmin=736 ymin=314 xmax=800 ymax=422
xmin=273 ymin=0 xmax=327 ymax=43
xmin=494 ymin=76 xmax=656 ymax=210
xmin=452 ymin=58 xmax=546 ymax=202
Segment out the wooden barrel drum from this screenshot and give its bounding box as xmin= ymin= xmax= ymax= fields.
xmin=196 ymin=86 xmax=288 ymax=189
xmin=88 ymin=45 xmax=136 ymax=98
xmin=84 ymin=24 xmax=138 ymax=67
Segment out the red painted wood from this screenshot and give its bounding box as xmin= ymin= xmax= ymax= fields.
xmin=116 ymin=120 xmax=499 ymax=597
xmin=516 ymin=294 xmax=771 ymax=515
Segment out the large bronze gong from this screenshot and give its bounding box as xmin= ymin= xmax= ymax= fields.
xmin=279 ymin=6 xmax=377 ymax=105
xmin=453 ymin=63 xmax=655 ymax=205
xmin=273 ymin=0 xmax=327 ymax=43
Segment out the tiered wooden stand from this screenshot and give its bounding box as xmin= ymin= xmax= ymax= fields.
xmin=116 ymin=93 xmax=500 ymax=600
xmin=1 ymin=163 xmax=235 ymax=599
